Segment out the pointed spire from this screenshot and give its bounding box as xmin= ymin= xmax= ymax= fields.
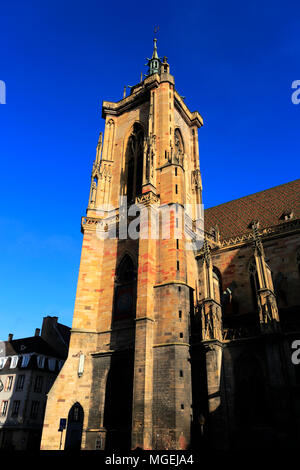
xmin=146 ymin=29 xmax=162 ymax=76
xmin=95 ymin=132 xmax=102 ymax=165
xmin=152 ymin=37 xmax=159 ymax=60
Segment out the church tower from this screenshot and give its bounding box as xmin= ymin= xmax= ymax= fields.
xmin=40 ymin=37 xmax=203 ymax=451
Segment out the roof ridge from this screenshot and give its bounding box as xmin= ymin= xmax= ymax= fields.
xmin=204 ymin=179 xmax=300 ymax=211
xmin=204 ymin=178 xmax=300 ymax=239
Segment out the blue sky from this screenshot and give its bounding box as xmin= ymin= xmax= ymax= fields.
xmin=0 ymin=0 xmax=299 ymax=339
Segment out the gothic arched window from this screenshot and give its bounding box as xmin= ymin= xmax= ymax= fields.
xmin=117 ymin=255 xmax=135 ymax=284
xmin=125 ymin=123 xmax=144 ymax=203
xmin=113 ymin=255 xmax=137 ymax=322
xmin=174 ymin=128 xmax=184 ymax=165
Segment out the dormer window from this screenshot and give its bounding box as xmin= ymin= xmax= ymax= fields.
xmin=248 ymin=220 xmax=260 ymax=230
xmin=21 ymin=354 xmax=31 ymax=368
xmin=10 ymin=355 xmax=19 ymax=369
xmin=37 ymin=355 xmax=45 ymax=369
xmin=280 ymin=210 xmax=294 ymax=221
xmin=48 ymin=358 xmax=56 ymax=371
xmin=0 ymin=357 xmax=8 ymax=369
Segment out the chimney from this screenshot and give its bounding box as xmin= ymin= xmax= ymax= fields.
xmin=41 ymin=315 xmax=70 ymax=358
xmin=35 ymin=328 xmax=40 ymax=337
xmin=8 ymin=333 xmax=13 ymax=342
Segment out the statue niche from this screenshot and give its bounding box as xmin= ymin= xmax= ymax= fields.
xmin=174 ymin=128 xmax=184 ymax=166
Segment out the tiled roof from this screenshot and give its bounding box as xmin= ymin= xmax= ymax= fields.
xmin=1 ymin=336 xmax=63 ymax=358
xmin=204 ymin=179 xmax=300 ymax=240
xmin=0 ymin=337 xmax=65 ymax=373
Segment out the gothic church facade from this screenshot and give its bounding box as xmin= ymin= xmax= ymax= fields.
xmin=40 ymin=40 xmax=300 ymax=450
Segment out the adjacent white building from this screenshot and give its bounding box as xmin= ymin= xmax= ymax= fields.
xmin=0 ymin=316 xmax=70 ymax=450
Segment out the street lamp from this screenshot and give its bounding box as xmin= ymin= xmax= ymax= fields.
xmin=58 ymin=418 xmax=67 ymax=450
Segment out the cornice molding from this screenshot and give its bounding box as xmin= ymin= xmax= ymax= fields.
xmin=174 ymin=90 xmax=203 ymax=128
xmin=101 ymin=75 xmax=204 ymax=129
xmin=218 ymin=218 xmax=300 ymax=250
xmin=102 ymin=75 xmax=160 ymax=118
xmin=136 ymin=191 xmax=160 ymax=207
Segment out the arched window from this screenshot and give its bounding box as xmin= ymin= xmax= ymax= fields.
xmin=174 ymin=128 xmax=184 ymax=165
xmin=117 ymin=255 xmax=135 ymax=283
xmin=125 ymin=123 xmax=144 ymax=203
xmin=113 ymin=255 xmax=137 ymax=322
xmin=64 ymin=402 xmax=84 ymax=450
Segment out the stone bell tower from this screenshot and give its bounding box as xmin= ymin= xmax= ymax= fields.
xmin=41 ymin=37 xmax=203 ymax=450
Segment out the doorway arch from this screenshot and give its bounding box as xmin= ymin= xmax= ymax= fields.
xmin=64 ymin=402 xmax=84 ymax=450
